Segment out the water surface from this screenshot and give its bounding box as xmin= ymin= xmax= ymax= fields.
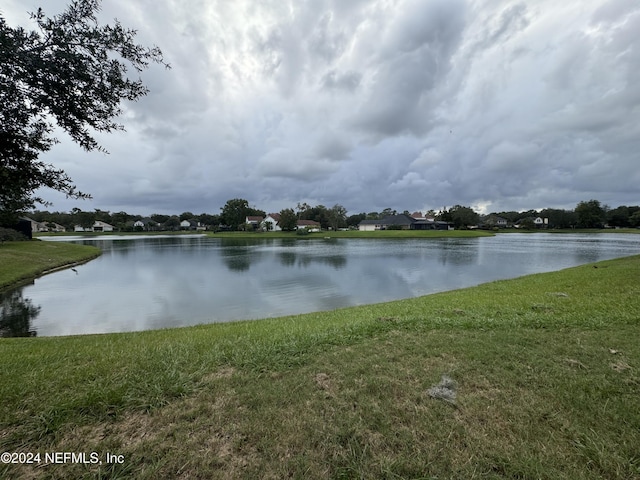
xmin=2 ymin=233 xmax=638 ymax=337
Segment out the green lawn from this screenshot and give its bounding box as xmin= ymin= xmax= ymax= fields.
xmin=1 ymin=252 xmax=639 ymax=479
xmin=0 ymin=241 xmax=101 ymax=290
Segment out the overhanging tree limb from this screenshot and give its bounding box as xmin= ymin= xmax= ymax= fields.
xmin=0 ymin=0 xmax=169 ymax=224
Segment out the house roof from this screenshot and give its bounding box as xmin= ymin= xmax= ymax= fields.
xmin=358 ymin=215 xmax=450 ymax=227
xmin=297 ymin=219 xmax=320 ymax=227
xmin=94 ymin=221 xmax=114 ymax=227
xmin=246 ymin=216 xmax=264 ymax=223
xmin=134 ymin=218 xmax=156 ymax=225
xmin=358 ymin=215 xmax=418 ymax=226
xmin=379 ymin=214 xmax=416 ymax=226
xmin=266 ymin=213 xmax=281 ymax=222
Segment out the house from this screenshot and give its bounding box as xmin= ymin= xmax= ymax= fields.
xmin=515 ymin=217 xmax=548 ymax=229
xmin=20 ymin=217 xmax=45 ymax=234
xmin=263 ymin=213 xmax=282 ymax=232
xmin=358 ymin=214 xmax=452 ymax=231
xmin=535 ymin=217 xmax=547 ymax=227
xmin=245 ymin=216 xmax=264 ymax=231
xmin=74 ymin=221 xmax=115 ymax=232
xmin=482 ymin=215 xmax=509 ymax=229
xmin=180 ymin=219 xmax=205 ymax=231
xmin=48 ymin=222 xmax=66 ymax=232
xmin=358 ymin=219 xmax=383 ymax=231
xmin=133 ymin=218 xmax=158 ymax=231
xmin=20 ymin=217 xmax=61 ymax=233
xmin=296 ymin=219 xmax=321 ymax=232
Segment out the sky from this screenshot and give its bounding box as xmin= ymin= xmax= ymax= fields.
xmin=3 ymin=0 xmax=639 ymax=216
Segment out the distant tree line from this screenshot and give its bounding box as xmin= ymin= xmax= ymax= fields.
xmin=489 ymin=200 xmax=640 ymax=229
xmin=347 ymin=200 xmax=640 ymax=230
xmin=21 ymin=198 xmax=640 ymax=234
xmin=24 ymin=199 xmax=351 ymax=233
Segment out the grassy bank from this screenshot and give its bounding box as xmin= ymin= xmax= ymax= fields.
xmin=1 ymin=254 xmax=639 ymax=478
xmin=0 ymin=241 xmax=101 ymax=291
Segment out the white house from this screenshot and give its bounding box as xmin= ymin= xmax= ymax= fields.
xmin=46 ymin=222 xmax=66 ymax=232
xmin=180 ymin=219 xmax=205 ymax=230
xmin=74 ymin=221 xmax=115 ymax=232
xmin=296 ymin=219 xmax=321 ymax=232
xmin=133 ymin=218 xmax=158 ymax=231
xmin=358 ymin=220 xmax=382 ymax=231
xmin=245 ymin=216 xmax=264 ymax=231
xmin=263 ymin=213 xmax=282 ymax=232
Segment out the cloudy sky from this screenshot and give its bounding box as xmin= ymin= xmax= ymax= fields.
xmin=4 ymin=0 xmax=639 ymax=216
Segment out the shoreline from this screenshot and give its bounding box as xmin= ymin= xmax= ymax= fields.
xmin=0 ymin=241 xmax=101 ymax=292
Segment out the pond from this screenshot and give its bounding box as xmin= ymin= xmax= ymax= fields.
xmin=2 ymin=233 xmax=639 ymax=337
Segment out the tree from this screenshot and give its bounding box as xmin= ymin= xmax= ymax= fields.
xmin=164 ymin=216 xmax=180 ymax=230
xmin=607 ymin=206 xmax=630 ymax=228
xmin=111 ymin=211 xmax=132 ymax=230
xmin=539 ymin=208 xmax=577 ymax=229
xmin=327 ymin=204 xmax=347 ymax=231
xmin=347 ymin=213 xmax=366 ymax=228
xmin=447 ymin=205 xmax=479 ymax=229
xmin=299 ymin=204 xmax=330 ymax=229
xmin=151 ymin=214 xmax=170 ymax=225
xmin=220 ymin=198 xmax=250 ymax=230
xmin=278 ymin=208 xmax=298 ymax=231
xmin=575 ymin=200 xmax=605 ymax=228
xmin=296 ymin=202 xmax=311 ymax=217
xmin=197 ymin=213 xmax=220 ymax=227
xmin=0 ymin=1 xmax=167 ymax=224
xmin=70 ymin=207 xmax=95 ymax=230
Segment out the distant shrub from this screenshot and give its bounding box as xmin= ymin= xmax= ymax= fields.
xmin=0 ymin=227 xmax=28 ymax=242
xmin=296 ymin=228 xmax=310 ymax=236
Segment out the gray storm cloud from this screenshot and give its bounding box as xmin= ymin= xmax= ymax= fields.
xmin=3 ymin=0 xmax=639 ymax=215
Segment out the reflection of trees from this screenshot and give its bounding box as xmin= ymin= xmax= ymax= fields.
xmin=278 ymin=252 xmax=347 ymax=269
xmin=437 ymin=239 xmax=479 ymax=265
xmin=223 ymin=254 xmax=251 ymax=272
xmin=217 ymin=238 xmax=348 ymax=271
xmin=278 ymin=252 xmax=297 ymax=267
xmin=0 ymin=288 xmax=40 ymax=337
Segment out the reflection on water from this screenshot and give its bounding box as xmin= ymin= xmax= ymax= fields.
xmin=3 ymin=233 xmax=639 ymax=337
xmin=0 ymin=287 xmax=41 ymax=337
